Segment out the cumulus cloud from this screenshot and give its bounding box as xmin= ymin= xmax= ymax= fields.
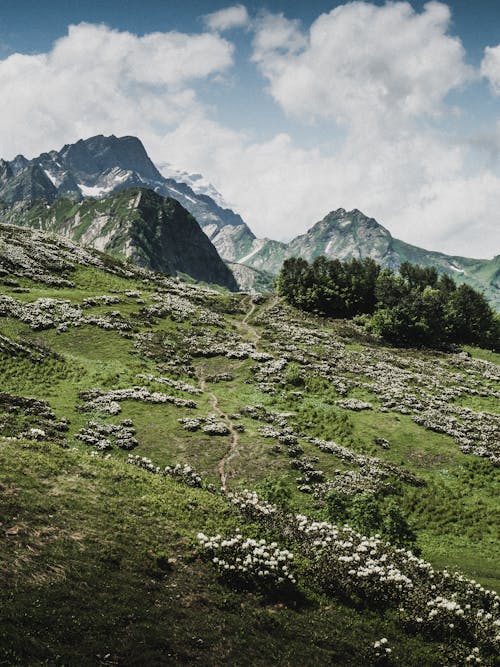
xmin=0 ymin=7 xmax=499 ymax=258
xmin=156 ymin=112 xmax=500 ymax=258
xmin=0 ymin=22 xmax=233 ymax=158
xmin=252 ymin=12 xmax=306 ymax=58
xmin=203 ymin=5 xmax=249 ymax=32
xmin=481 ymin=44 xmax=500 ymax=94
xmin=252 ymin=1 xmax=473 ymax=126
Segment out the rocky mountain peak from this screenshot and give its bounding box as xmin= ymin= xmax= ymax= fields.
xmin=0 ymin=135 xmax=252 ymax=237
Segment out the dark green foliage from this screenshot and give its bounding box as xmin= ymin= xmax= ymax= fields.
xmin=285 ymin=362 xmax=304 ymax=387
xmin=256 ymin=476 xmax=293 ymax=509
xmin=327 ymin=492 xmax=419 ymax=552
xmin=326 ymin=491 xmax=349 ymax=523
xmin=383 ymin=500 xmax=418 ymax=551
xmin=350 ymin=493 xmax=383 ymax=536
xmin=278 ymin=257 xmax=499 ymax=349
xmin=277 ymin=256 xmax=380 ymax=318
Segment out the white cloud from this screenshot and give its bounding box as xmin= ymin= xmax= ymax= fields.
xmin=252 ymin=1 xmax=473 ymax=126
xmin=155 ymin=113 xmax=500 ymax=258
xmin=252 ymin=12 xmax=306 ymax=59
xmin=151 ymin=2 xmax=499 ymax=258
xmin=203 ymin=5 xmax=249 ymax=32
xmin=481 ymin=44 xmax=500 ymax=94
xmin=0 ymin=22 xmax=234 ymax=159
xmin=0 ymin=9 xmax=499 ymax=259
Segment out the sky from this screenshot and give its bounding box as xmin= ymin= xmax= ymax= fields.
xmin=1 ymin=1 xmax=500 ymax=258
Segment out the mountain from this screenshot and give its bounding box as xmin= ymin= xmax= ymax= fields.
xmin=1 ymin=135 xmax=498 ymax=304
xmin=0 ymin=188 xmax=238 ymax=291
xmin=0 ymin=134 xmax=254 ymax=236
xmin=230 ymin=208 xmax=500 ymax=309
xmin=157 ymin=161 xmax=232 ymax=208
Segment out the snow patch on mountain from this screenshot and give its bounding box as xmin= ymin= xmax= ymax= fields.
xmin=79 ymin=184 xmax=110 ymax=197
xmin=42 ymin=169 xmax=58 ymax=186
xmin=157 ymin=162 xmax=230 ymax=209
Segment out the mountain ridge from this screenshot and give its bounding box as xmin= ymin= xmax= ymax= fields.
xmin=0 ymin=134 xmax=253 ymax=236
xmin=223 ymin=207 xmax=500 ymax=308
xmin=0 ymin=188 xmax=238 ymax=291
xmin=0 ymin=134 xmax=498 ymax=304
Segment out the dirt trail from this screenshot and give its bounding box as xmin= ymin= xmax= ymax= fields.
xmin=210 ymin=392 xmax=239 ymax=492
xmin=239 ymin=293 xmax=278 ymax=344
xmin=197 ymin=294 xmax=278 ymax=491
xmin=195 ymin=373 xmax=238 ymax=492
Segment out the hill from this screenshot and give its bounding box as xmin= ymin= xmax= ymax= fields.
xmin=0 ymin=188 xmax=238 ymax=291
xmin=0 ymin=224 xmax=498 ymax=665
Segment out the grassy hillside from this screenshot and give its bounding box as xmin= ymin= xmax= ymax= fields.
xmin=0 ymin=225 xmax=498 ymax=665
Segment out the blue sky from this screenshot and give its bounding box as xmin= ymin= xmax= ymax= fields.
xmin=1 ymin=1 xmax=500 ymax=257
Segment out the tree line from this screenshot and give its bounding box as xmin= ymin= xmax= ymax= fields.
xmin=276 ymin=256 xmax=499 ymax=350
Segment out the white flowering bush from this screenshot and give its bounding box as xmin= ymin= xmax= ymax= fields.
xmin=78 ymin=387 xmax=197 ymax=414
xmin=137 ymin=373 xmax=202 ymax=395
xmin=336 ymin=398 xmax=373 ymax=411
xmin=202 ymin=414 xmax=230 ymax=436
xmin=256 ymin=302 xmax=500 ymax=464
xmin=225 ymin=489 xmax=499 ymax=659
xmin=197 ymin=531 xmax=297 ymax=591
xmin=372 ymin=638 xmax=392 ymax=665
xmin=127 ymin=455 xmax=203 ymax=487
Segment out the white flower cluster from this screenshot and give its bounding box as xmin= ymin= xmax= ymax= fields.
xmin=336 ymin=398 xmax=373 ymax=411
xmin=144 ymin=291 xmax=224 ymax=327
xmin=28 ymin=427 xmax=46 ymax=440
xmin=76 ymin=419 xmax=138 ymax=451
xmin=78 ymin=387 xmax=197 ymax=414
xmin=197 ymin=532 xmax=296 ymax=587
xmin=136 ymin=373 xmax=202 ymax=395
xmin=373 ymin=637 xmax=392 ymax=661
xmin=0 ymin=391 xmax=69 ymax=442
xmin=178 ymin=418 xmax=202 ymax=431
xmin=164 ymin=462 xmax=203 ymax=487
xmin=0 ymin=294 xmax=132 ymax=335
xmin=126 ymin=454 xmax=202 ymax=487
xmin=225 ymin=489 xmax=499 ymax=654
xmin=205 ymin=372 xmax=233 ymax=383
xmin=255 ymin=301 xmax=500 ymax=464
xmin=202 ymin=414 xmax=230 ymax=436
xmin=226 ymin=489 xmax=278 ymax=518
xmin=0 ymin=223 xmax=145 ymax=287
xmin=0 ymin=295 xmax=82 ymax=330
xmin=82 ymin=295 xmax=121 ymax=307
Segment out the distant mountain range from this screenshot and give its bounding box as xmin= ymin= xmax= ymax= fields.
xmin=0 ymin=134 xmax=247 ymax=232
xmin=221 ymin=208 xmax=500 ymax=309
xmin=0 ymin=134 xmax=498 ymax=306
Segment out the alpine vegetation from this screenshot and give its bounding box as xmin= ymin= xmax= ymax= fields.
xmin=0 ymin=222 xmax=498 ymax=666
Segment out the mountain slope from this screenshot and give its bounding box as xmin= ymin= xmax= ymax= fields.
xmin=0 ymin=225 xmax=498 ymax=664
xmin=2 ymin=135 xmax=498 ymax=304
xmin=237 ymin=209 xmax=500 ymax=308
xmin=0 ymin=188 xmax=238 ymax=291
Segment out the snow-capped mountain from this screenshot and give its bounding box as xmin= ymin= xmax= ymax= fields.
xmin=0 ymin=134 xmax=252 ymax=234
xmin=156 ymin=162 xmax=230 ymax=209
xmin=0 ymin=134 xmax=498 ymax=303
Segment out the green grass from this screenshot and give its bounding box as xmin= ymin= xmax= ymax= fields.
xmin=0 ymin=258 xmax=498 ymax=664
xmin=0 ymin=439 xmax=460 ymax=666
